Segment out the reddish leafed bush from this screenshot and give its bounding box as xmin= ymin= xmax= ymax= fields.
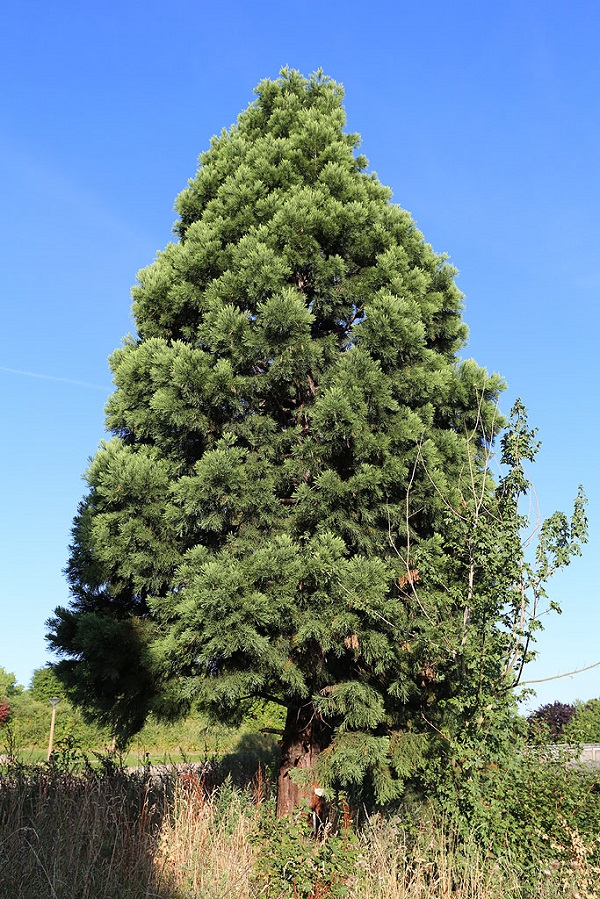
xmin=528 ymin=701 xmax=576 ymax=741
xmin=0 ymin=701 xmax=11 ymax=726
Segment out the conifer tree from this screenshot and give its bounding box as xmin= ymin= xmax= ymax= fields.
xmin=48 ymin=70 xmax=583 ymax=815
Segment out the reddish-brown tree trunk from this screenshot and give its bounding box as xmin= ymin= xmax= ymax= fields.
xmin=276 ymin=700 xmax=331 ymax=821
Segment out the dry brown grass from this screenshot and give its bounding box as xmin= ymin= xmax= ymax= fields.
xmin=154 ymin=771 xmax=261 ymax=898
xmin=1 ymin=764 xmax=597 ymax=899
xmin=353 ymin=816 xmax=521 ymax=899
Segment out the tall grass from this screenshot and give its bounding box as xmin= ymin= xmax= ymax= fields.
xmin=0 ymin=765 xmax=168 ymax=898
xmin=0 ymin=760 xmax=597 ymax=898
xmin=356 ymin=816 xmax=521 ymax=899
xmin=155 ymin=771 xmax=260 ymax=898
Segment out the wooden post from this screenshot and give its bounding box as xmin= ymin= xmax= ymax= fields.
xmin=47 ymin=697 xmax=61 ymax=761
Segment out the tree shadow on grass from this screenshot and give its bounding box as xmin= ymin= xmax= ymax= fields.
xmin=205 ymin=730 xmax=280 ymax=793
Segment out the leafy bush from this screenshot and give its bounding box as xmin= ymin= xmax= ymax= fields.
xmin=7 ymin=691 xmax=109 ymax=750
xmin=564 ymin=698 xmax=600 ymax=743
xmin=254 ymin=805 xmax=359 ymax=899
xmin=428 ymin=741 xmax=600 ymax=892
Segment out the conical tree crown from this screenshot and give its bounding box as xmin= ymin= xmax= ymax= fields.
xmin=50 ymin=70 xmax=504 ymax=783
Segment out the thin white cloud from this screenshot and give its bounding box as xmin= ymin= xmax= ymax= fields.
xmin=0 ymin=366 xmax=109 ymax=391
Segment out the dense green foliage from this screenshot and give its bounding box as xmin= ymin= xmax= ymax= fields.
xmin=445 ymin=745 xmax=600 ymax=890
xmin=48 ymin=70 xmax=586 ymax=808
xmin=564 ymin=698 xmax=600 ymax=742
xmin=4 ymin=691 xmax=107 ymax=753
xmin=0 ymin=666 xmax=22 ymax=699
xmin=0 ymin=680 xmax=243 ymax=761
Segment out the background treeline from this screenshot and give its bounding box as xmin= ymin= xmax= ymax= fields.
xmin=0 ymin=665 xmax=284 ymax=760
xmin=4 ymin=665 xmax=600 ymax=758
xmin=527 ymin=698 xmax=600 ymax=743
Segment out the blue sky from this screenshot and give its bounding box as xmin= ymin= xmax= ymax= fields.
xmin=1 ymin=0 xmax=598 ymax=712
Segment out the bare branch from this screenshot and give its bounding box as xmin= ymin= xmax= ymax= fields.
xmin=521 ymin=660 xmax=600 ymax=686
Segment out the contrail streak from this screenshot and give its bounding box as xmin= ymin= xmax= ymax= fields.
xmin=0 ymin=366 xmax=110 ymax=391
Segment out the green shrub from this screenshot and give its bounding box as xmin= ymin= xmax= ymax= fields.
xmin=564 ymin=698 xmax=600 ymax=743
xmin=254 ymin=801 xmax=359 ymax=898
xmin=6 ymin=691 xmax=109 ymax=750
xmin=427 ymin=742 xmax=600 ymax=892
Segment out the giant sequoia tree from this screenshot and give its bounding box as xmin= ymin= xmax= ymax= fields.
xmin=49 ymin=70 xmax=585 ymax=815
